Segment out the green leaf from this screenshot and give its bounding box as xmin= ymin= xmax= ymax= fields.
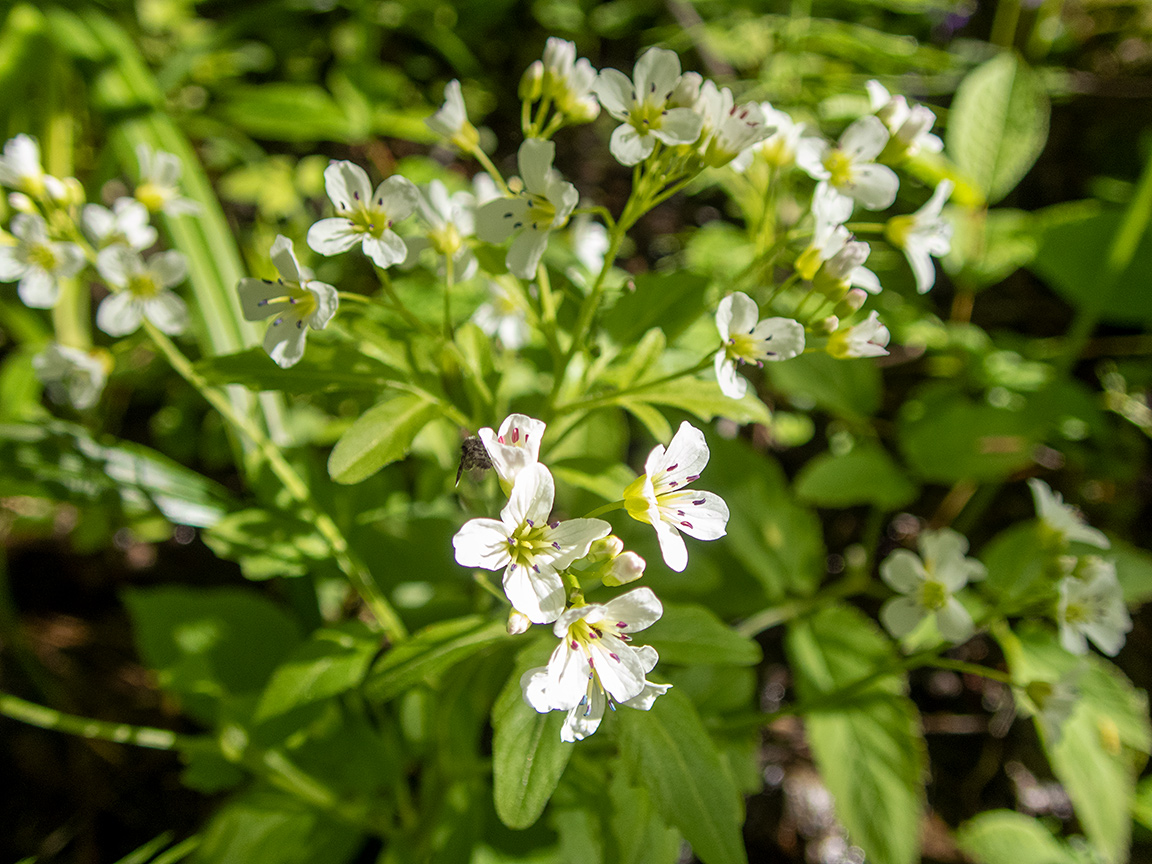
xmin=766 ymin=353 xmax=881 ymax=419
xmin=1134 ymin=775 xmax=1152 ymax=831
xmin=620 ymin=400 xmax=673 ymax=443
xmin=203 ymin=508 xmax=329 ymax=580
xmin=979 ymin=522 xmax=1049 ymax=612
xmin=955 ymin=810 xmax=1078 ymax=864
xmin=328 ymin=393 xmax=441 ymax=484
xmin=617 ymin=688 xmax=748 ymax=864
xmin=1108 ymin=540 xmax=1152 ymax=606
xmin=642 ymin=603 xmax=762 ymax=667
xmin=946 ymin=52 xmax=1050 ymax=204
xmin=217 ymin=84 xmax=354 ymax=142
xmin=608 ymin=767 xmax=682 ymax=864
xmin=947 ymin=208 xmax=1038 ymax=291
xmin=786 ymin=605 xmax=924 ymax=864
xmin=363 ymin=616 xmax=507 ymax=703
xmin=550 ymin=459 xmax=636 ymax=502
xmin=255 ymin=623 xmax=380 ymax=722
xmin=492 ymin=640 xmax=574 ymax=829
xmin=604 ymin=272 xmax=709 ymax=345
xmin=794 ymin=443 xmax=918 ymax=509
xmin=196 ymin=345 xmax=396 ymax=394
xmin=620 ymin=378 xmax=771 ymax=427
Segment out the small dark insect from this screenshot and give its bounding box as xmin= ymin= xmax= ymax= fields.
xmin=456 ymin=436 xmax=493 ymax=486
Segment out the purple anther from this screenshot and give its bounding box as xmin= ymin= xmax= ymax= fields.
xmin=666 ymin=464 xmax=678 ymax=471
xmin=609 ymin=653 xmax=620 ymax=662
xmin=686 ymin=474 xmax=700 ymax=482
xmin=549 ymin=520 xmax=559 ymax=529
xmin=257 ymin=299 xmax=268 ymax=306
xmin=525 ymin=518 xmax=534 ymax=527
xmin=616 ymin=621 xmax=627 ymax=628
xmin=273 ymin=317 xmax=283 ymax=326
xmin=511 ymin=427 xmax=520 ymax=443
xmin=571 ymin=639 xmax=579 ymax=649
xmin=681 ymin=520 xmax=693 ymax=528
xmin=693 ymin=499 xmax=706 ymax=506
xmin=552 ymin=541 xmax=561 ymax=550
xmin=353 ymin=191 xmax=360 ymax=200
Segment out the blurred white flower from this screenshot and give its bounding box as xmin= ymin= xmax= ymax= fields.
xmin=0 ymin=134 xmax=65 ymax=199
xmin=0 ymin=213 xmax=86 ymax=309
xmin=827 ymin=311 xmax=891 ymax=359
xmin=886 ymin=180 xmax=953 ymax=293
xmin=880 ymin=528 xmax=985 ymax=643
xmin=96 ymin=247 xmax=189 ymax=337
xmin=540 ymin=38 xmax=600 ymax=123
xmin=308 ymin=161 xmax=418 ymax=269
xmin=426 ymin=80 xmax=480 ymax=150
xmin=1028 ymin=478 xmax=1109 ymax=549
xmin=403 ymin=179 xmax=478 ymax=280
xmin=866 ymin=80 xmax=943 ymax=159
xmin=135 ymin=144 xmax=200 ymax=215
xmin=472 ymin=281 xmax=530 ymax=350
xmin=1057 ymin=557 xmax=1131 ymax=656
xmin=32 ymin=343 xmax=108 ymax=410
xmin=795 ymin=116 xmax=899 ymax=211
xmin=714 ymin=291 xmax=804 ymax=399
xmin=82 ymin=198 xmax=158 ymax=251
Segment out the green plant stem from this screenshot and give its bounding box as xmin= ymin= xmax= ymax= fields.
xmin=582 ymin=500 xmax=625 ymax=519
xmin=0 ymin=692 xmax=203 ymax=751
xmin=337 ymin=291 xmax=375 ymax=305
xmin=922 ymin=657 xmax=1013 ymax=684
xmin=142 ymin=321 xmax=408 ymax=642
xmin=736 ymin=570 xmax=869 ymax=638
xmin=989 ymin=0 xmax=1022 ymax=48
xmin=554 ymin=352 xmax=717 ymax=417
xmin=443 ymin=254 xmax=454 ymax=338
xmin=469 ymin=145 xmax=509 ymax=196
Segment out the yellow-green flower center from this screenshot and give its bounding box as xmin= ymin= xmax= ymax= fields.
xmin=135 ymin=182 xmax=167 ymax=213
xmin=1063 ymin=600 xmax=1090 ymax=626
xmin=623 ymin=475 xmax=652 ymax=524
xmin=526 ymin=194 xmax=558 ymax=230
xmin=727 ymin=332 xmax=759 ymax=363
xmin=349 ymin=208 xmax=390 ymax=239
xmin=429 ymin=222 xmax=462 ymax=258
xmin=127 ymin=273 xmax=160 ymax=298
xmin=507 ymin=521 xmax=554 ymax=570
xmin=918 ymin=579 xmax=948 ymax=611
xmin=629 ymin=101 xmax=667 ymax=133
xmin=885 ymin=214 xmax=915 ymax=250
xmin=823 ymin=149 xmax=854 ymax=188
xmin=27 ymin=243 xmax=57 ymax=272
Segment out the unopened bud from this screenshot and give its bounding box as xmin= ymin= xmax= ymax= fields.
xmin=813 ymin=315 xmax=839 ymax=335
xmin=520 ymin=60 xmax=544 ymax=102
xmin=587 ymin=535 xmax=624 ymax=563
xmin=602 ymin=551 xmax=646 ymax=586
xmin=7 ymin=192 xmax=35 ymax=213
xmin=507 ymin=610 xmax=532 ymax=635
xmin=59 ymin=177 xmax=86 ymax=208
xmin=834 ymin=288 xmax=868 ymax=317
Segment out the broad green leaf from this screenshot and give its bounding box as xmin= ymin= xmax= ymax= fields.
xmin=794 ymin=443 xmax=918 ymax=509
xmin=621 ymin=400 xmax=673 ymax=443
xmin=620 ymin=378 xmax=771 ymax=427
xmin=203 ymin=508 xmax=329 ymax=580
xmin=364 ymin=616 xmax=507 ymax=703
xmin=787 ymin=605 xmax=924 ymax=864
xmin=604 ymin=272 xmax=710 ymax=345
xmin=196 ymin=345 xmax=396 ymax=394
xmin=946 ymin=53 xmax=1050 ymax=203
xmin=956 ymin=810 xmax=1077 ymax=864
xmin=218 ymin=84 xmax=353 ymax=142
xmin=608 ymin=767 xmax=682 ymax=864
xmin=617 ymin=688 xmax=747 ymax=864
xmin=551 ymin=459 xmax=636 ymax=502
xmin=1110 ymin=540 xmax=1152 ymax=606
xmin=947 ymin=207 xmax=1038 ymax=291
xmin=978 ymin=522 xmax=1050 ymax=612
xmin=553 ymin=807 xmax=604 ymax=864
xmin=255 ymin=623 xmax=380 ymax=721
xmin=766 ymin=353 xmax=881 ymax=419
xmin=1134 ymin=775 xmax=1152 ymax=831
xmin=492 ymin=640 xmax=573 ymax=829
xmin=328 ymin=393 xmax=441 ymax=484
xmin=642 ymin=603 xmax=762 ymax=667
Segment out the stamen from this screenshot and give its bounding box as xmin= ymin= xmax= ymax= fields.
xmin=525 ymin=518 xmax=534 ymax=527
xmin=273 ymin=317 xmax=283 ymax=326
xmin=552 ymin=541 xmax=560 ymax=550
xmin=571 ymin=639 xmax=579 ymax=649
xmin=666 ymin=464 xmax=678 ymax=471
xmin=686 ymin=474 xmax=700 ymax=482
xmin=353 ymin=191 xmax=360 ymax=200
xmin=533 ymin=565 xmax=540 ymax=573
xmin=497 ymin=435 xmax=505 ymax=444
xmin=616 ymin=621 xmax=627 ymax=628
xmin=262 ymin=279 xmax=273 ymax=284
xmin=511 ymin=427 xmax=520 ymax=443
xmin=693 ymin=499 xmax=706 ymax=505
xmin=609 ymin=653 xmax=619 ymax=662
xmin=681 ymin=520 xmax=693 ymax=528
xmin=549 ymin=520 xmax=559 ymax=529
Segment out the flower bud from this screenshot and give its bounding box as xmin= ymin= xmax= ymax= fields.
xmin=586 ymin=534 xmax=624 ymax=563
xmin=834 ymin=288 xmax=868 ymax=318
xmin=520 ymin=60 xmax=544 ymax=102
xmin=507 ymin=610 xmax=532 ymax=635
xmin=7 ymin=192 xmax=35 ymax=213
xmin=813 ymin=315 xmax=839 ymax=335
xmin=602 ymin=551 xmax=646 ymax=586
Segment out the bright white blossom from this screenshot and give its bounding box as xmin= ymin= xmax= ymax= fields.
xmin=32 ymin=343 xmax=108 ymax=410
xmin=886 ymin=180 xmax=953 ymax=293
xmin=880 ymin=528 xmax=985 ymax=643
xmin=452 ymin=463 xmax=611 ymax=623
xmin=477 ymin=413 xmax=546 ymax=492
xmin=238 ymin=235 xmax=338 ymax=368
xmin=96 ymin=247 xmax=189 ymax=337
xmin=308 ymin=161 xmax=418 ymax=269
xmin=796 ymin=116 xmax=899 ymax=211
xmin=538 ymin=38 xmax=600 ymax=123
xmin=827 ymin=311 xmax=891 ymax=359
xmin=570 ymin=215 xmax=610 ymax=274
xmin=1028 ymin=478 xmax=1110 ymax=549
xmin=82 ymin=198 xmax=157 ymax=251
xmin=426 ymin=80 xmax=480 ymax=150
xmin=0 ymin=213 xmax=86 ymax=308
xmin=593 ymin=47 xmax=705 ymax=166
xmin=403 ymin=179 xmax=478 ymax=280
xmin=741 ymin=103 xmax=807 ymax=169
xmin=714 ymin=292 xmax=804 ymax=399
xmin=624 ymin=421 xmax=729 ymax=572
xmin=866 ymin=80 xmax=943 ymax=159
xmin=135 ymin=144 xmax=199 ymax=215
xmin=521 ymin=587 xmax=670 ymax=741
xmin=797 ymin=184 xmax=881 ymax=294
xmin=0 ymin=134 xmax=65 ymax=200
xmin=475 ymin=139 xmax=578 ymax=279
xmin=1057 ymin=557 xmax=1131 ymax=656
xmin=472 ymin=281 xmax=530 ymax=350
xmin=693 ymin=81 xmax=772 ymax=169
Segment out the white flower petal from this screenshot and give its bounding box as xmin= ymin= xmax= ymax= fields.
xmin=715 ymin=351 xmax=746 ymax=399
xmin=307 ymin=218 xmax=361 ymax=257
xmin=880 ymin=596 xmax=926 ymax=638
xmin=324 ymin=160 xmax=373 ymax=212
xmin=652 ymin=518 xmax=689 ymax=572
xmin=601 ymin=587 xmax=663 ymax=633
xmin=659 ymin=490 xmax=728 ymax=541
xmin=845 ymin=163 xmax=899 ymax=211
xmin=144 ymin=291 xmax=189 ymax=335
xmin=593 ymin=68 xmax=634 ymax=118
xmin=518 ymin=139 xmax=556 ymax=195
xmin=652 ymin=107 xmax=703 ymax=145
xmin=475 ymin=198 xmax=530 ymax=245
xmin=880 ymin=549 xmax=926 ymax=593
xmin=839 ymin=115 xmax=889 ymax=162
xmin=502 ymin=463 xmax=555 ymax=530
xmin=720 ymin=292 xmax=759 ymax=335
xmin=237 ymin=278 xmax=289 ymax=321
xmin=655 ymin=421 xmax=711 ymax=488
xmin=270 ymin=235 xmax=304 ymax=283
xmin=562 ymin=686 xmax=606 ymax=742
xmin=361 ymin=232 xmax=408 ymax=269
xmin=453 ymin=518 xmax=512 ymax=570
xmin=18 ymin=270 xmax=59 ymax=308
xmin=609 ymin=124 xmax=654 ymax=167
xmin=936 ymin=598 xmax=975 ymax=643
xmin=150 ymin=250 xmax=188 ymax=288
xmin=506 ymin=228 xmax=549 ymax=280
xmin=503 ymin=560 xmax=565 ymax=624
xmin=97 ymin=291 xmax=144 ymax=337
xmin=305 ymin=280 xmax=339 ymax=329
xmin=264 ymin=314 xmax=309 ymax=368
xmin=96 ymin=245 xmax=138 ymax=288
xmin=545 ymin=518 xmax=612 ymax=569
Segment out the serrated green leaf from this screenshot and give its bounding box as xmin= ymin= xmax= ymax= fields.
xmin=947 ymin=53 xmax=1050 ymax=203
xmin=794 ymin=443 xmax=918 ymax=509
xmin=643 ymin=603 xmax=762 ymax=667
xmin=328 ymin=393 xmax=441 ymax=484
xmin=196 ymin=345 xmax=396 ymax=394
xmin=617 ymin=688 xmax=747 ymax=864
xmin=956 ymin=810 xmax=1077 ymax=864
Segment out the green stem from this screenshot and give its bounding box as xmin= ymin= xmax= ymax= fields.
xmin=989 ymin=0 xmax=1022 ymax=48
xmin=337 ymin=291 xmax=375 ymax=305
xmin=554 ymin=352 xmax=717 ymax=416
xmin=469 ymin=146 xmax=509 ymax=196
xmin=0 ymin=692 xmax=204 ymax=751
xmin=443 ymin=253 xmax=454 ymax=338
xmin=923 ymin=657 xmax=1013 ymax=684
xmin=143 ymin=322 xmax=408 ymax=641
xmin=582 ymin=500 xmax=625 ymax=519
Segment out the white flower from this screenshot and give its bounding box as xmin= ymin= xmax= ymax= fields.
xmin=866 ymin=80 xmax=943 ymax=159
xmin=307 ymin=161 xmax=418 ymax=269
xmin=1057 ymin=557 xmax=1131 ymax=656
xmin=82 ymin=198 xmax=157 ymax=251
xmin=0 ymin=213 xmax=86 ymax=308
xmin=798 ymin=184 xmax=881 ymax=294
xmin=96 ymin=247 xmax=189 ymax=337
xmin=714 ymin=292 xmax=804 ymax=399
xmin=879 ymin=528 xmax=985 ymax=643
xmin=452 ymin=463 xmax=611 ymax=623
xmin=0 ymin=134 xmax=65 ymax=199
xmin=135 ymin=144 xmax=200 ymax=215
xmin=1027 ymin=478 xmax=1110 ymax=549
xmin=693 ymin=81 xmax=772 ymax=169
xmin=623 ymin=421 xmax=729 ymax=572
xmin=741 ymin=103 xmax=807 ymax=169
xmin=593 ymin=47 xmax=705 ymax=166
xmin=425 ymin=79 xmax=480 ymax=150
xmin=795 ymin=116 xmax=899 ymax=211
xmin=540 ymin=38 xmax=600 ymax=123
xmin=237 ymin=235 xmax=339 ymax=368
xmin=32 ymin=343 xmax=108 ymax=410
xmin=477 ymin=413 xmax=546 ymax=492
xmin=827 ymin=311 xmax=891 ymax=359
xmin=570 ymin=215 xmax=610 ymax=274
xmin=885 ymin=181 xmax=953 ymax=294
xmin=472 ymin=281 xmax=530 ymax=350
xmin=402 ymin=179 xmax=477 ymax=280
xmin=521 ymin=587 xmax=671 ymax=742
xmin=475 ymin=139 xmax=578 ymax=279
xmin=1017 ymin=670 xmax=1081 ymax=745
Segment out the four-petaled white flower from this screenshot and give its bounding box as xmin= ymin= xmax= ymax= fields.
xmin=0 ymin=134 xmax=65 ymax=199
xmin=425 ymin=80 xmax=480 ymax=151
xmin=477 ymin=413 xmax=547 ymax=492
xmin=96 ymin=246 xmax=189 ymax=337
xmin=135 ymin=144 xmax=200 ymax=216
xmin=885 ymin=180 xmax=953 ymax=294
xmin=472 ymin=281 xmax=530 ymax=350
xmin=82 ymin=198 xmax=158 ymax=251
xmin=1057 ymin=556 xmax=1131 ymax=656
xmin=879 ymin=528 xmax=985 ymax=643
xmin=0 ymin=213 xmax=86 ymax=309
xmin=539 ymin=38 xmax=600 ymax=123
xmin=693 ymin=81 xmax=771 ymax=169
xmin=1028 ymin=478 xmax=1110 ymax=549
xmin=452 ymin=463 xmax=611 ymax=623
xmin=521 ymin=587 xmax=671 ymax=741
xmin=624 ymin=421 xmax=729 ymax=572
xmin=593 ymin=47 xmax=705 ymax=166
xmin=798 ymin=184 xmax=881 ymax=295
xmin=32 ymin=343 xmax=108 ymax=410
xmin=714 ymin=292 xmax=805 ymax=399
xmin=402 ymin=179 xmax=478 ymax=280
xmin=795 ymin=116 xmax=899 ymax=211
xmin=475 ymin=139 xmax=578 ymax=279
xmin=307 ymin=161 xmax=419 ymax=270
xmin=827 ymin=311 xmax=891 ymax=359
xmin=866 ymin=80 xmax=943 ymax=159
xmin=238 ymin=235 xmax=339 ymax=368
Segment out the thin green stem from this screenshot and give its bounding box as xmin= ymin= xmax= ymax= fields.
xmin=923 ymin=657 xmax=1013 ymax=684
xmin=443 ymin=253 xmax=455 ymax=338
xmin=0 ymin=692 xmax=204 ymax=751
xmin=337 ymin=291 xmax=375 ymax=305
xmin=554 ymin=352 xmax=717 ymax=416
xmin=582 ymin=500 xmax=625 ymax=519
xmin=469 ymin=146 xmax=509 ymax=196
